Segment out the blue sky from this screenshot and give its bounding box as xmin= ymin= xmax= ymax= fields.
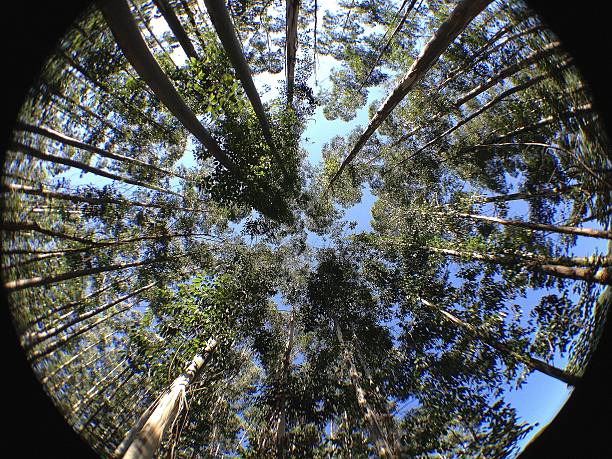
xmin=293 ymin=59 xmax=602 ymax=454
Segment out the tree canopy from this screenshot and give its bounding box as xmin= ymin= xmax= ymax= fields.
xmin=2 ymin=0 xmax=611 ymax=458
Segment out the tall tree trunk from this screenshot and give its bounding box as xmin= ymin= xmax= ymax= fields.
xmin=285 ymin=0 xmax=300 ymax=106
xmin=471 ymin=183 xmax=581 ymax=204
xmin=2 ymin=221 xmax=96 ymax=245
xmin=483 ymin=103 xmax=593 ymax=144
xmin=334 ymin=321 xmax=397 ymax=458
xmin=4 ymin=253 xmax=185 ymax=292
xmin=274 ymin=311 xmax=295 ymax=458
xmin=10 ymin=142 xmax=181 ymax=196
xmin=116 ymin=338 xmax=218 ymax=459
xmin=438 ymin=210 xmax=612 ymax=240
xmin=23 ymin=283 xmax=155 ymax=349
xmin=30 ymin=302 xmax=133 ymax=361
xmin=3 ymin=183 xmax=203 ymax=213
xmin=358 ymin=0 xmax=418 ymax=92
xmin=71 ymin=358 xmax=131 ymax=415
xmin=437 ymin=24 xmax=545 ymax=90
xmin=421 ymin=245 xmax=612 ymax=285
xmin=453 ymin=41 xmax=562 ymax=108
xmin=78 ymin=371 xmax=138 ymax=434
xmin=419 ymin=298 xmax=581 ymax=385
xmin=384 ymin=64 xmax=568 ymax=174
xmin=40 ymin=331 xmax=117 ymax=385
xmin=329 ymin=0 xmax=493 ymax=187
xmin=97 ymin=0 xmax=240 ymax=177
xmin=14 ymin=122 xmax=182 ymax=179
xmin=202 ymin=0 xmax=285 ymax=176
xmin=152 ymin=0 xmax=199 ymax=60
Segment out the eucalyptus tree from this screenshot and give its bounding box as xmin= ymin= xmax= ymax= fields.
xmin=2 ymin=0 xmax=610 ymax=458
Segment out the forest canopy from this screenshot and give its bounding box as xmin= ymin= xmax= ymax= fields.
xmin=2 ymin=0 xmax=611 ymax=458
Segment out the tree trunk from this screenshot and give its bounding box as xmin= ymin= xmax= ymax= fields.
xmin=454 ymin=41 xmax=562 ymax=108
xmin=438 ymin=24 xmax=545 ymax=90
xmin=23 ymin=283 xmax=155 ymax=349
xmin=71 ymin=358 xmax=131 ymax=415
xmin=202 ymin=0 xmax=285 ymax=175
xmin=422 ymin=245 xmax=612 ymax=285
xmin=10 ymin=141 xmax=181 ymax=196
xmin=358 ymin=0 xmax=418 ymax=92
xmin=329 ymin=0 xmax=493 ymax=187
xmin=274 ymin=312 xmax=295 ymax=458
xmin=40 ymin=331 xmax=117 ymax=385
xmin=285 ymin=0 xmax=300 ymax=106
xmin=3 ymin=182 xmax=203 ymax=213
xmin=384 ymin=64 xmax=568 ymax=174
xmin=440 ymin=210 xmax=612 ymax=240
xmin=152 ymin=0 xmax=199 ymax=60
xmin=471 ymin=183 xmax=581 ymax=204
xmin=419 ymin=298 xmax=581 ymax=385
xmin=97 ymin=0 xmax=240 ymax=177
xmin=4 ymin=254 xmax=184 ymax=292
xmin=14 ymin=122 xmax=182 ymax=179
xmin=1 ymin=220 xmax=95 ymax=245
xmin=116 ymin=338 xmax=218 ymax=459
xmin=334 ymin=322 xmax=397 ymax=458
xmin=30 ymin=302 xmax=133 ymax=362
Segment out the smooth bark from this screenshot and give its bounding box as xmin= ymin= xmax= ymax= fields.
xmin=97 ymin=0 xmax=240 ymax=176
xmin=439 ymin=210 xmax=612 ymax=240
xmin=24 ymin=283 xmax=155 ymax=349
xmin=152 ymin=0 xmax=199 ymax=60
xmin=285 ymin=0 xmax=300 ymax=105
xmin=10 ymin=141 xmax=180 ymax=196
xmin=202 ymin=0 xmax=285 ymax=174
xmin=117 ymin=338 xmax=218 ymax=459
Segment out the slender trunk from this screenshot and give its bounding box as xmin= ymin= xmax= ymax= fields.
xmin=202 ymin=0 xmax=284 ymax=174
xmin=1 ymin=221 xmax=96 ymax=245
xmin=330 ymin=0 xmax=493 ymax=187
xmin=4 ymin=251 xmax=66 ymax=270
xmin=334 ymin=322 xmax=396 ymax=458
xmin=485 ymin=104 xmax=593 ymax=144
xmin=61 ymin=50 xmax=172 ymax=135
xmin=71 ymin=358 xmax=131 ymax=415
xmin=285 ymin=0 xmax=300 ymax=105
xmin=471 ymin=183 xmax=581 ymax=204
xmin=130 ymin=0 xmax=179 ymax=65
xmin=440 ymin=210 xmax=612 ymax=240
xmin=419 ymin=298 xmax=581 ymax=385
xmin=3 ymin=183 xmax=203 ymax=213
xmin=454 ymin=41 xmax=562 ymax=108
xmin=152 ymin=0 xmax=199 ymax=60
xmin=422 ymin=245 xmax=611 ymax=285
xmin=30 ymin=302 xmax=133 ymax=362
xmin=274 ymin=312 xmax=295 ymax=458
xmin=384 ymin=65 xmax=566 ymax=174
xmin=359 ymin=0 xmax=418 ymax=91
xmin=97 ymin=0 xmax=239 ymax=177
xmin=10 ymin=141 xmax=181 ymax=196
xmin=42 ymin=85 xmax=126 ymax=137
xmin=4 ymin=253 xmax=184 ymax=292
xmin=26 ymin=275 xmax=130 ymax=328
xmin=116 ymin=338 xmax=218 ymax=459
xmin=40 ymin=331 xmax=117 ymax=385
xmin=15 ymin=122 xmax=182 ymax=179
xmin=23 ymin=283 xmax=155 ymax=349
xmin=437 ymin=24 xmax=545 ymax=90
xmin=78 ymin=371 xmax=137 ymax=434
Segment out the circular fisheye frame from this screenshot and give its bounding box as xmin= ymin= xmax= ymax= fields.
xmin=2 ymin=1 xmax=610 ymax=458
